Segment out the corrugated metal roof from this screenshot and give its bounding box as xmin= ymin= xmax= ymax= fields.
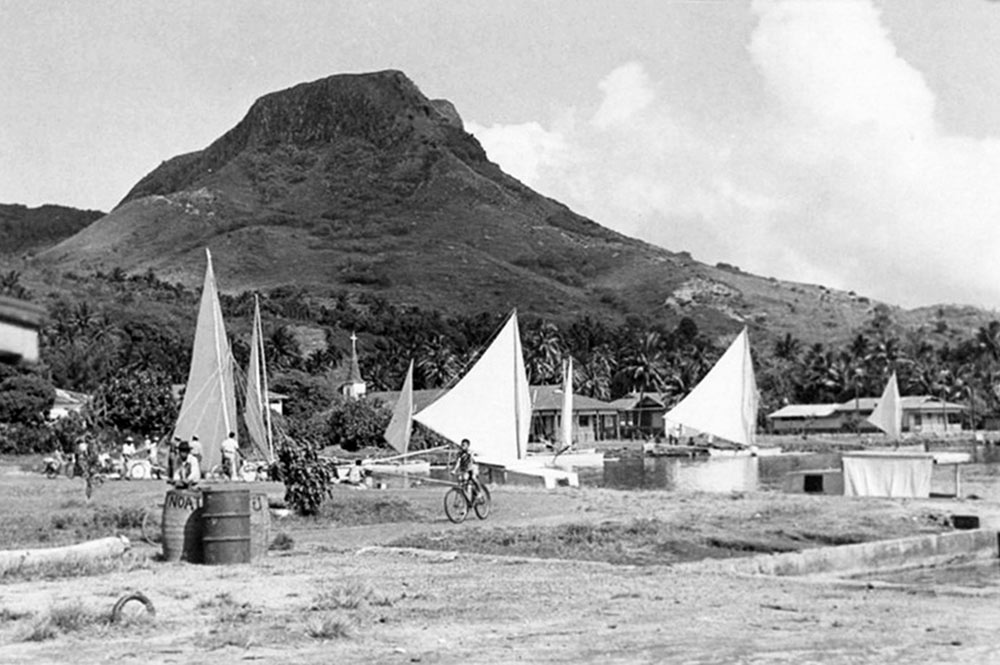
xmin=834 ymin=395 xmax=966 ymax=412
xmin=767 ymin=404 xmax=839 ymax=419
xmin=607 ymin=392 xmax=669 ymax=411
xmin=528 ymin=385 xmax=617 ymax=413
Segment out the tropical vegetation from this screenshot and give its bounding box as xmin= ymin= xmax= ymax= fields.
xmin=2 ymin=268 xmax=1000 ymax=457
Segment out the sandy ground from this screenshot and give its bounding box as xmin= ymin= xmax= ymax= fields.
xmin=0 ymin=467 xmax=999 ymax=664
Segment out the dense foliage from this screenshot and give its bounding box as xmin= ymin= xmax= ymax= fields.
xmin=321 ymin=397 xmax=390 ymax=452
xmin=91 ymin=368 xmax=177 ymax=437
xmin=6 ymin=267 xmax=1000 ymax=462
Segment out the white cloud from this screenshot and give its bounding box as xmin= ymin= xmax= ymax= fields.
xmin=591 ymin=62 xmax=656 ymax=130
xmin=465 ymin=120 xmax=568 ymax=188
xmin=469 ymin=0 xmax=1000 ymax=309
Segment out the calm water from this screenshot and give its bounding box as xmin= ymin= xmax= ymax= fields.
xmin=578 ymin=450 xmax=1000 ymax=498
xmin=580 ymin=453 xmax=841 ymax=492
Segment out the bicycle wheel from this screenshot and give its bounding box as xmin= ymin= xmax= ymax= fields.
xmin=444 ymin=487 xmax=469 ymax=523
xmin=141 ymin=508 xmax=162 ymax=546
xmin=473 ymin=482 xmax=492 ymax=520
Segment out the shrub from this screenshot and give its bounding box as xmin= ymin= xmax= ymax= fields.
xmin=278 ymin=439 xmax=336 ymax=516
xmin=322 ymin=397 xmax=390 ymax=452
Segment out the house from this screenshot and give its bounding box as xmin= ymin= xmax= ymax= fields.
xmin=528 ymin=385 xmax=619 ymax=444
xmin=607 ymin=392 xmax=672 ymax=438
xmin=0 ymin=296 xmax=44 ymax=366
xmin=49 ymin=388 xmax=91 ymax=420
xmin=765 ymin=403 xmax=844 ymax=433
xmin=768 ymin=396 xmax=966 ymax=434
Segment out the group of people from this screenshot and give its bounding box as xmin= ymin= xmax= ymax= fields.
xmin=170 ymin=432 xmax=241 ymax=488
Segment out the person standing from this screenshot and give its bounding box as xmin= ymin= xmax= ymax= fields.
xmin=189 ymin=436 xmax=203 ymax=466
xmin=220 ymin=431 xmax=240 ymax=481
xmin=121 ymin=436 xmax=136 ymax=463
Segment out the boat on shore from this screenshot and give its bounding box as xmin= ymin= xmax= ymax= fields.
xmin=413 ymin=311 xmax=579 ymax=488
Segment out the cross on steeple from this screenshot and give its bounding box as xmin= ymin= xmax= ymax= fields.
xmin=344 ymin=330 xmax=366 ymax=399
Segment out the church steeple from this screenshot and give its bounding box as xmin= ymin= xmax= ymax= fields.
xmin=341 ymin=331 xmax=367 ymax=399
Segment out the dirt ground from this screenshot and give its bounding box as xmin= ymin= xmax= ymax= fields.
xmin=0 ymin=463 xmax=999 ymax=664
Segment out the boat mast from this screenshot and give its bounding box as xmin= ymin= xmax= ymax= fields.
xmin=512 ymin=309 xmax=522 ymax=460
xmin=207 ymin=249 xmax=233 ymax=435
xmin=256 ymin=294 xmax=275 ymax=462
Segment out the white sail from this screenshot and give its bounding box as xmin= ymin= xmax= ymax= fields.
xmin=664 ymin=327 xmax=758 ymax=447
xmin=173 ymin=249 xmax=237 ymax=471
xmin=384 ymin=359 xmax=414 ymax=454
xmin=414 ymin=311 xmax=531 ymax=465
xmin=560 ymin=357 xmax=574 ymax=451
xmin=245 ymin=295 xmax=273 ymax=462
xmin=867 ymin=371 xmax=902 ymax=440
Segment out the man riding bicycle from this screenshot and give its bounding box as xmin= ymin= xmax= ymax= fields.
xmin=452 ymin=438 xmax=481 ymax=502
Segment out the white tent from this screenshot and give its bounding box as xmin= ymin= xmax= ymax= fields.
xmin=842 ymin=452 xmax=933 ymax=498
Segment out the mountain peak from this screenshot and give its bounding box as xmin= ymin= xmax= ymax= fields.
xmin=118 ymin=70 xmax=477 ymax=207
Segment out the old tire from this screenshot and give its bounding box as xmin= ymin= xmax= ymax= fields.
xmin=111 ymin=591 xmax=155 ymax=623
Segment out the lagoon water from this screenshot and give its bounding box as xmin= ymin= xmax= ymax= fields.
xmin=581 ymin=445 xmax=1000 ymax=496
xmin=580 ymin=453 xmax=841 ymax=492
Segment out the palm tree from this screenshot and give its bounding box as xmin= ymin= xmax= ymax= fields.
xmin=266 ymin=326 xmax=301 ymax=370
xmin=616 ymin=332 xmax=668 ymax=396
xmin=576 ymin=346 xmax=615 ymax=400
xmin=522 ymin=320 xmax=564 ymax=384
xmin=976 ymin=321 xmax=1000 ymax=363
xmin=417 ymin=334 xmax=460 ymax=388
xmin=773 ymin=333 xmax=802 ymax=362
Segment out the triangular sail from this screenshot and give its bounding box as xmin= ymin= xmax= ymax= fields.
xmin=414 ymin=311 xmax=531 ymax=465
xmin=867 ymin=371 xmax=902 ymax=440
xmin=560 ymin=357 xmax=574 ymax=451
xmin=664 ymin=328 xmax=758 ymax=447
xmin=173 ymin=249 xmax=237 ymax=471
xmin=245 ymin=295 xmax=273 ymax=462
xmin=384 ymin=359 xmax=414 ymax=454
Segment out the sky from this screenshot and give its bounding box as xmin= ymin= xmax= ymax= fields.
xmin=2 ymin=0 xmax=1000 ymax=310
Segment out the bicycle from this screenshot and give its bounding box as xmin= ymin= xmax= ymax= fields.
xmin=443 ymin=476 xmax=491 ymax=523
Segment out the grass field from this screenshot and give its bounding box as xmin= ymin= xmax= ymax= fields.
xmin=1 ymin=458 xmax=998 ymax=663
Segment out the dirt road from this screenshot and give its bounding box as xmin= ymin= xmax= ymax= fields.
xmin=0 ymin=479 xmax=998 ymax=664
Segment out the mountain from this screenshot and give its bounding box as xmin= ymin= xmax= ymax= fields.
xmin=0 ymin=203 xmax=104 ymax=255
xmin=35 ymin=70 xmax=992 ymax=344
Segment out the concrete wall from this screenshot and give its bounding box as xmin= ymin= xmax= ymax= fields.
xmin=679 ymin=529 xmax=998 ymax=577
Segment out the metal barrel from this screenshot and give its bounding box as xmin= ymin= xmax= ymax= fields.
xmin=201 ymin=487 xmax=251 ymax=565
xmin=249 ymin=491 xmax=271 ymax=562
xmin=161 ymin=489 xmax=203 ymax=563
